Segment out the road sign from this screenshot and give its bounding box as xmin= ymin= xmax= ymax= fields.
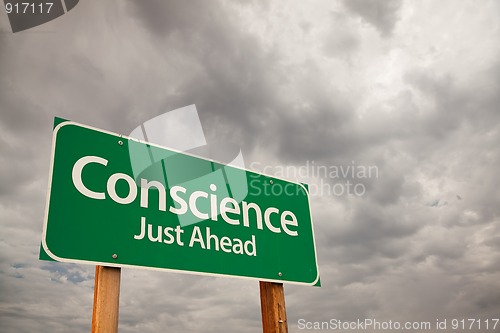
xmin=41 ymin=119 xmax=320 ymax=286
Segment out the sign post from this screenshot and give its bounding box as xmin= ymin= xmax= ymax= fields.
xmin=260 ymin=281 xmax=288 ymax=333
xmin=91 ymin=266 xmax=121 ymax=333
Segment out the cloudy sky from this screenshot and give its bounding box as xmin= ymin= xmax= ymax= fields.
xmin=1 ymin=0 xmax=500 ymax=332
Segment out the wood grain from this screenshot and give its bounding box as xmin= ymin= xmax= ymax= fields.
xmin=91 ymin=266 xmax=121 ymax=333
xmin=260 ymin=281 xmax=288 ymax=333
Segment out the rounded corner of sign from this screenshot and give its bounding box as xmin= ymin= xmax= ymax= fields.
xmin=295 ymin=268 xmax=320 ymax=287
xmin=297 ymin=182 xmax=310 ymax=196
xmin=53 ymin=119 xmax=74 ymax=131
xmin=52 ymin=120 xmax=77 ymax=138
xmin=310 ymin=272 xmax=321 ymax=287
xmin=41 ymin=239 xmax=63 ymax=262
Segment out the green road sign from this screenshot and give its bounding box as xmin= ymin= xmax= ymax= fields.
xmin=41 ymin=119 xmax=320 ymax=286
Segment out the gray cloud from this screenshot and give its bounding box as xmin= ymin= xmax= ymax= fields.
xmin=323 ymin=12 xmax=361 ymax=59
xmin=343 ymin=0 xmax=403 ymax=37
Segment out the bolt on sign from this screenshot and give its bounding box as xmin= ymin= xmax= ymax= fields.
xmin=41 ymin=118 xmax=320 ymax=286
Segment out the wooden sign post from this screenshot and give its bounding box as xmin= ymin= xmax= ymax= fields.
xmin=260 ymin=281 xmax=288 ymax=333
xmin=91 ymin=266 xmax=121 ymax=333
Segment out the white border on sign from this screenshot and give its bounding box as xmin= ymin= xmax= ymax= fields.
xmin=41 ymin=120 xmax=321 ymax=286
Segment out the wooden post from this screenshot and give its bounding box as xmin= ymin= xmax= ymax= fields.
xmin=259 ymin=281 xmax=288 ymax=333
xmin=92 ymin=266 xmax=121 ymax=333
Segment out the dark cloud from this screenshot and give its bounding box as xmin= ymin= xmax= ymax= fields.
xmin=343 ymin=0 xmax=403 ymax=37
xmin=323 ymin=12 xmax=361 ymax=59
xmin=123 ymin=0 xmax=283 ymax=155
xmin=125 ymin=0 xmax=215 ymax=37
